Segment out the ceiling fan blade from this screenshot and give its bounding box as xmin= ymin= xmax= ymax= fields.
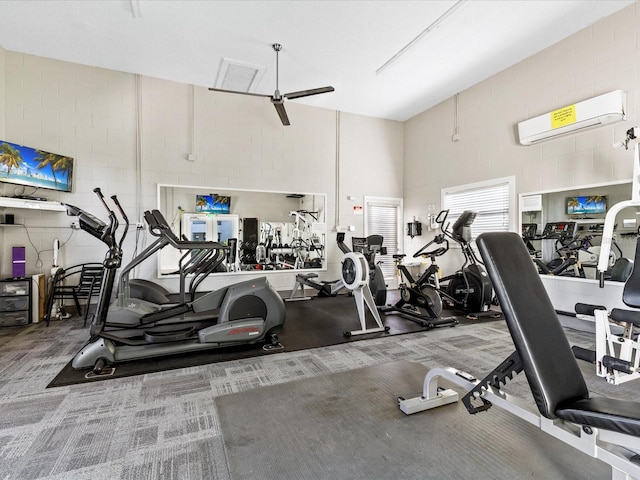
xmin=208 ymin=87 xmax=271 ymax=98
xmin=273 ymin=102 xmax=290 ymax=126
xmin=284 ymin=86 xmax=335 ymax=100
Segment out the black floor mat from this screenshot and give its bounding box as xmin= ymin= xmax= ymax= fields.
xmin=48 ymin=292 xmax=499 ymax=387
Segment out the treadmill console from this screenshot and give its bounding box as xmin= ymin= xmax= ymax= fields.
xmin=541 ymin=221 xmax=577 ymax=239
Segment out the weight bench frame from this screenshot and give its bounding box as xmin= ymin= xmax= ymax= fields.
xmin=399 ymin=232 xmax=640 ymax=480
xmin=574 ymin=304 xmax=640 ymax=385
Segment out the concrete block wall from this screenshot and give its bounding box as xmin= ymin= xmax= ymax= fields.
xmin=403 ymin=2 xmax=640 ymax=274
xmin=0 ymin=51 xmax=403 ymax=292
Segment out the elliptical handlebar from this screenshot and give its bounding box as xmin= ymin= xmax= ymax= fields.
xmin=145 ymin=209 xmax=228 ymax=251
xmin=436 ymin=209 xmax=449 ymax=230
xmin=92 ymin=187 xmax=119 ymax=249
xmin=110 ymin=195 xmax=129 ymax=251
xmin=62 ymin=187 xmax=127 ymax=251
xmin=408 ymin=209 xmax=451 ymax=259
xmin=144 ymin=211 xmax=164 ymax=237
xmin=413 ymin=234 xmax=449 ymax=258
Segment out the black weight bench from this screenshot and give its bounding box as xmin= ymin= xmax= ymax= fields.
xmin=399 ymin=232 xmax=640 ymax=479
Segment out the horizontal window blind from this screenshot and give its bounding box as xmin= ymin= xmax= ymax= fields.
xmin=443 ymin=181 xmax=510 ymax=238
xmin=366 ymin=202 xmax=399 ymax=280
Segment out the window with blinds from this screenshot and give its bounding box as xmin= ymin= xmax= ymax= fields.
xmin=442 ymin=177 xmax=514 ymax=238
xmin=364 ymin=198 xmax=402 ymax=282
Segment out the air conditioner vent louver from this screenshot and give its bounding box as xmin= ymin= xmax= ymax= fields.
xmin=517 ymin=90 xmax=626 ymax=146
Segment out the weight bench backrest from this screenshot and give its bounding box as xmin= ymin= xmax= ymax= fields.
xmin=476 ymin=232 xmax=589 ymax=419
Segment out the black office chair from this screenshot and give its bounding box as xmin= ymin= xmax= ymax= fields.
xmin=45 ymin=263 xmax=104 ymax=326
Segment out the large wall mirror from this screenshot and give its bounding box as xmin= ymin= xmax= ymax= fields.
xmin=519 ymin=180 xmax=636 ymax=281
xmin=158 ymin=184 xmax=327 ymax=277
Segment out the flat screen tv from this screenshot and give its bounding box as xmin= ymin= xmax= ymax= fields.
xmin=195 ymin=194 xmax=230 ymax=214
xmin=566 ymin=195 xmax=607 ymax=215
xmin=0 ymin=140 xmax=73 ymax=193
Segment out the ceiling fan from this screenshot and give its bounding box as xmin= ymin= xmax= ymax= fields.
xmin=209 ymin=43 xmax=334 ymax=126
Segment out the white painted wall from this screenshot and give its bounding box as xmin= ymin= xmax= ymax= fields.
xmin=403 ymin=3 xmax=640 ymax=277
xmin=0 ymin=52 xmax=402 ymax=292
xmin=336 ymin=112 xmax=403 ymax=248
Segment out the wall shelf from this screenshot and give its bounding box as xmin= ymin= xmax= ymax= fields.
xmin=0 ymin=196 xmax=66 ymax=212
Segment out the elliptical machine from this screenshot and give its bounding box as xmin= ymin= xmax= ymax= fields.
xmin=439 ymin=210 xmax=498 ymax=317
xmin=67 ymin=188 xmax=286 ymax=374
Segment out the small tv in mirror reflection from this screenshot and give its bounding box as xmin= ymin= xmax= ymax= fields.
xmin=566 ymin=195 xmax=607 ymax=215
xmin=195 ymin=194 xmax=231 ymax=214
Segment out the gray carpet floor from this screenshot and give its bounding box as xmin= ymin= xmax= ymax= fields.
xmin=216 ymin=361 xmax=611 ymax=480
xmin=0 ymin=312 xmax=636 ymax=479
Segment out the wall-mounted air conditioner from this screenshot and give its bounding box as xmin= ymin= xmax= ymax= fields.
xmin=517 ymin=90 xmax=626 ymax=146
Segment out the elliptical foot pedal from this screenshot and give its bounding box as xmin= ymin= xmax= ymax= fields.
xmin=263 ymin=333 xmax=284 ymax=351
xmin=84 ymin=367 xmax=116 ymax=379
xmin=144 ymin=326 xmax=195 ymax=343
xmin=263 ymin=342 xmax=284 ymax=351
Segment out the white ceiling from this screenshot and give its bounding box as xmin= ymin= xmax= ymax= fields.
xmin=0 ymin=0 xmax=635 ymax=122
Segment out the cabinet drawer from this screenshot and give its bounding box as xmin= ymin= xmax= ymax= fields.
xmin=0 ymin=281 xmax=29 ymax=296
xmin=0 ymin=296 xmax=29 ymax=311
xmin=0 ymin=311 xmax=29 ymax=326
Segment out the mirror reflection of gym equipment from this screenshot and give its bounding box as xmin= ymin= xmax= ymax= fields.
xmin=158 ymin=185 xmax=327 ymax=275
xmin=182 ymin=213 xmax=240 ymax=272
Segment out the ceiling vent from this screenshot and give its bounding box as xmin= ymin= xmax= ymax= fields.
xmin=214 ymin=58 xmax=264 ymax=93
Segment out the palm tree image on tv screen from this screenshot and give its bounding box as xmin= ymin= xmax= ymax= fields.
xmin=0 ymin=140 xmax=74 ymax=194
xmin=566 ymin=195 xmax=607 ymax=215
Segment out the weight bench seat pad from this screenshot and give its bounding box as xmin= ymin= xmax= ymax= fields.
xmin=611 ymin=308 xmax=640 ymax=327
xmin=477 ymin=232 xmax=640 ymax=437
xmin=557 ymin=397 xmax=640 ymax=437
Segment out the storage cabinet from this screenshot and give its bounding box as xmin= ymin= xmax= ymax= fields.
xmin=0 ymin=278 xmax=31 ymax=326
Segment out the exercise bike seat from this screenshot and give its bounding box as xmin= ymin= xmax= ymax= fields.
xmin=392 ymin=254 xmax=406 ymax=260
